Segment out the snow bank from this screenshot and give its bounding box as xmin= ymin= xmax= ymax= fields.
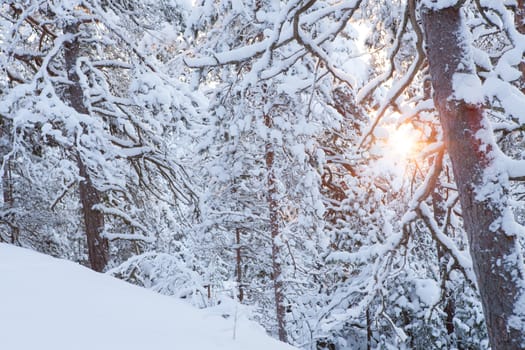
xmin=0 ymin=244 xmax=295 ymax=350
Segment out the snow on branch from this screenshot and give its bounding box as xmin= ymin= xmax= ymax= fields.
xmin=101 ymin=232 xmax=154 ymax=243
xmin=356 ymin=1 xmax=410 ymax=104
xmin=185 ymin=0 xmax=302 ymax=68
xmin=93 ymin=204 xmax=149 ymax=234
xmin=292 ymin=0 xmax=358 ymax=88
xmin=359 ymin=0 xmax=425 ymax=149
xmin=417 ymin=202 xmax=477 ymax=286
xmin=396 ymin=144 xmax=476 ymax=286
xmin=402 ymin=146 xmax=444 ymax=219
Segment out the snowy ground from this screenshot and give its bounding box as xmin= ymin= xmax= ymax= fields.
xmin=0 ymin=244 xmax=295 ymax=350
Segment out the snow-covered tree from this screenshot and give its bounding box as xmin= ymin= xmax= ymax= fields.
xmin=2 ymin=1 xmax=525 ymax=349
xmin=0 ymin=0 xmax=200 ymax=270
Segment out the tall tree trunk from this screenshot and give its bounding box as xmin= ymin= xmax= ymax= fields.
xmin=517 ymin=0 xmax=525 ymax=34
xmin=427 ymin=73 xmax=461 ymax=349
xmin=516 ymin=0 xmax=525 ymax=93
xmin=432 ymin=186 xmax=461 ymax=348
xmin=423 ymin=6 xmax=525 ymax=349
xmin=366 ymin=307 xmax=372 ymax=350
xmin=64 ymin=23 xmax=108 ymax=272
xmin=0 ymin=118 xmax=18 ymax=244
xmin=235 ymin=227 xmax=244 ymax=303
xmin=264 ymin=112 xmax=287 ymax=342
xmin=2 ymin=160 xmax=18 ymax=244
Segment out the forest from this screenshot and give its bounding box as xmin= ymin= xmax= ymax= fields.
xmin=1 ymin=0 xmax=525 ymax=349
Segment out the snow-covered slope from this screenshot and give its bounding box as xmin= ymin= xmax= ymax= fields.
xmin=0 ymin=244 xmax=295 ymax=350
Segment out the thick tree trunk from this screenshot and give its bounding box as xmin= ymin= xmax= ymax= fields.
xmin=264 ymin=113 xmax=287 ymax=343
xmin=64 ymin=23 xmax=108 ymax=272
xmin=77 ymin=154 xmax=108 ymax=272
xmin=423 ymin=6 xmax=525 ymax=349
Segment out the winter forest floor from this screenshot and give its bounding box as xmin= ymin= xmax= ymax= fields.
xmin=0 ymin=243 xmax=295 ymax=350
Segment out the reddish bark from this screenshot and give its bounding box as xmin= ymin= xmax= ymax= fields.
xmin=235 ymin=228 xmax=244 ymax=303
xmin=264 ymin=112 xmax=287 ymax=342
xmin=517 ymin=0 xmax=525 ymax=92
xmin=423 ymin=6 xmax=525 ymax=349
xmin=64 ymin=23 xmax=108 ymax=272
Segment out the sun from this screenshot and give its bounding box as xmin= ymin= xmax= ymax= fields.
xmin=379 ymin=123 xmax=423 ymax=164
xmin=388 ymin=124 xmax=419 ymax=158
xmin=370 ymin=116 xmax=424 ymax=165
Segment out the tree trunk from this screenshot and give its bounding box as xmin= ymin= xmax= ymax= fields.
xmin=264 ymin=112 xmax=287 ymax=343
xmin=64 ymin=23 xmax=108 ymax=272
xmin=423 ymin=6 xmax=525 ymax=349
xmin=516 ymin=0 xmax=525 ymax=93
xmin=0 ymin=118 xmax=18 ymax=244
xmin=366 ymin=307 xmax=372 ymax=350
xmin=517 ymin=0 xmax=525 ymax=34
xmin=432 ymin=187 xmax=461 ymax=348
xmin=235 ymin=227 xmax=244 ymax=303
xmin=427 ymin=71 xmax=461 ymax=348
xmin=77 ymin=154 xmax=108 ymax=272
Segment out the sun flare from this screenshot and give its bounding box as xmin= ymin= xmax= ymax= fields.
xmin=389 ymin=125 xmax=418 ymax=157
xmin=383 ymin=124 xmax=422 ymax=162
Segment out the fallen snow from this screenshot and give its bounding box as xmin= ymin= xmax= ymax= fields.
xmin=452 ymin=72 xmax=483 ymax=104
xmin=414 ymin=278 xmax=440 ymax=306
xmin=0 ymin=244 xmax=295 ymax=350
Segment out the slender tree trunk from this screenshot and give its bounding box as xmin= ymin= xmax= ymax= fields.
xmin=264 ymin=112 xmax=287 ymax=342
xmin=366 ymin=307 xmax=372 ymax=350
xmin=2 ymin=161 xmax=12 ymax=209
xmin=64 ymin=23 xmax=108 ymax=272
xmin=0 ymin=117 xmax=18 ymax=244
xmin=427 ymin=71 xmax=461 ymax=349
xmin=3 ymin=160 xmax=18 ymax=244
xmin=423 ymin=6 xmax=525 ymax=349
xmin=432 ymin=187 xmax=461 ymax=348
xmin=516 ymin=0 xmax=525 ymax=93
xmin=235 ymin=227 xmax=244 ymax=303
xmin=517 ymin=0 xmax=525 ymax=34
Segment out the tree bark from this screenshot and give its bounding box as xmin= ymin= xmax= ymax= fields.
xmin=432 ymin=186 xmax=461 ymax=348
xmin=64 ymin=23 xmax=108 ymax=272
xmin=423 ymin=6 xmax=525 ymax=349
xmin=235 ymin=227 xmax=244 ymax=303
xmin=264 ymin=112 xmax=287 ymax=343
xmin=366 ymin=307 xmax=372 ymax=350
xmin=516 ymin=0 xmax=525 ymax=93
xmin=517 ymin=0 xmax=525 ymax=34
xmin=0 ymin=118 xmax=18 ymax=244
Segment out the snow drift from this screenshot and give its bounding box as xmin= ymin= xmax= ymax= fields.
xmin=0 ymin=244 xmax=295 ymax=350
